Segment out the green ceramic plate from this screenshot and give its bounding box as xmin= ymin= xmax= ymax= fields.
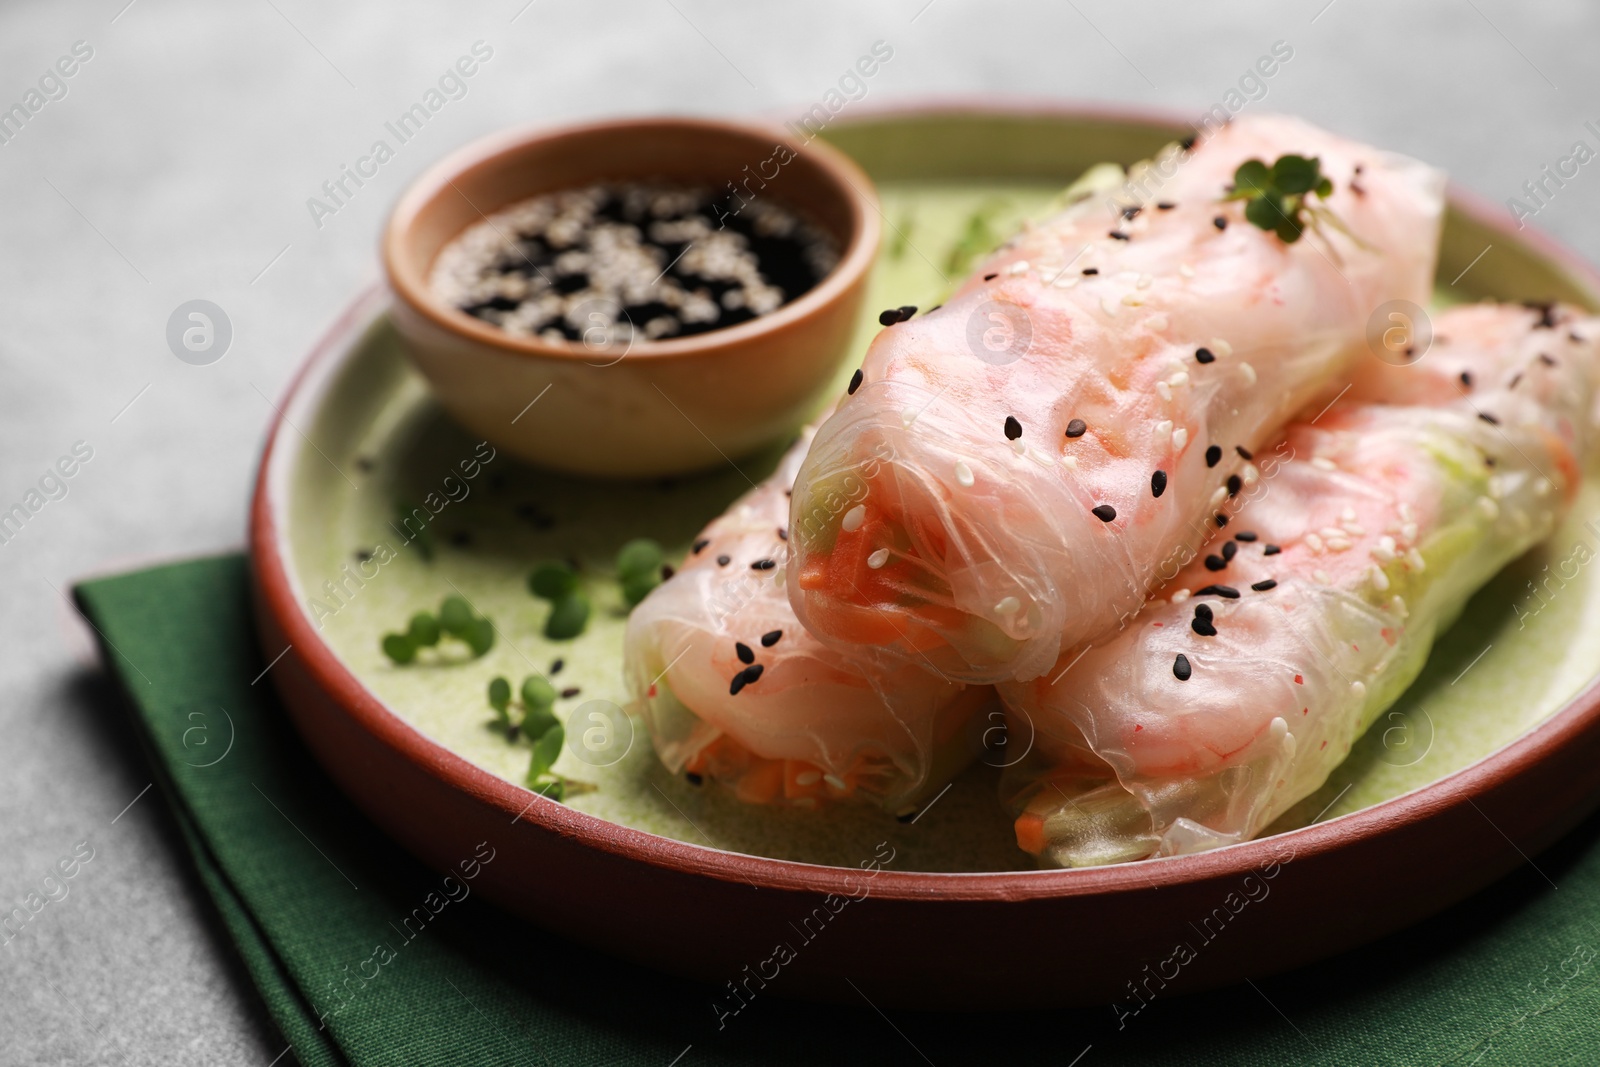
xmin=278 ymin=108 xmax=1600 ymax=873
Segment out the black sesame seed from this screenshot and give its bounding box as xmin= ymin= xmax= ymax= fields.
xmin=927 ymin=305 xmax=942 ymax=313
xmin=1195 ymin=347 xmax=1216 ymax=364
xmin=1213 ymin=216 xmax=1227 ymax=231
xmin=1206 ymin=445 xmax=1222 ymax=468
xmin=1151 ymin=469 xmax=1167 ymax=498
xmin=1226 ymin=474 xmax=1242 ymax=497
xmin=751 ymin=558 xmax=776 ymax=570
xmin=550 ymin=658 xmax=564 ymax=674
xmin=1527 ymin=302 xmax=1558 ymax=329
xmin=1194 ymin=603 xmax=1213 ymax=620
xmin=1540 ymin=353 xmax=1558 ymax=366
xmin=741 ymin=663 xmax=764 ymax=686
xmin=761 ymin=629 xmax=782 ymax=647
xmin=1179 ymin=135 xmax=1197 ymax=151
xmin=1236 ymin=446 xmax=1253 ymax=460
xmin=686 ymin=771 xmax=704 ymax=785
xmin=661 ymin=564 xmax=675 ymax=581
xmin=1478 ymin=412 xmax=1500 ymax=425
xmin=777 ymin=528 xmax=787 ymax=541
xmin=1192 ymin=616 xmax=1217 ymax=637
xmin=983 ymin=273 xmax=999 ymax=281
xmin=1157 ymin=201 xmax=1176 ymax=210
xmin=1173 ymin=654 xmax=1193 ymax=681
xmin=1195 ymin=584 xmax=1240 ymax=599
xmin=730 ymin=673 xmax=746 ymax=696
xmin=692 ymin=538 xmax=710 ymax=554
xmin=1460 ymin=371 xmax=1473 ymax=388
xmin=1092 ymin=504 xmax=1117 ymax=523
xmin=1263 ymin=544 xmax=1282 ymax=555
xmin=1215 ymin=514 xmax=1229 ymax=528
xmin=895 ymin=809 xmax=917 ymax=823
xmin=848 ymin=368 xmax=864 ymax=395
xmin=717 ymin=554 xmax=731 ymax=566
xmin=1234 ymin=531 xmax=1258 ymax=542
xmin=1204 ymin=554 xmax=1228 ymax=571
xmin=1065 ymin=418 xmax=1088 ymax=438
xmin=1251 ymin=579 xmax=1278 ymax=592
xmin=1221 ymin=540 xmax=1238 ymax=561
xmin=1004 ymin=415 xmax=1023 ymax=440
xmin=561 ymin=686 xmax=581 ymax=699
xmin=879 ymin=308 xmax=904 ymax=326
xmin=735 ymin=642 xmax=754 ymax=664
xmin=1082 ymin=267 xmax=1100 ymax=276
xmin=1109 ymin=230 xmax=1131 ymax=241
xmin=1509 ymin=372 xmax=1523 ymax=389
xmin=898 ymin=305 xmax=918 ymax=319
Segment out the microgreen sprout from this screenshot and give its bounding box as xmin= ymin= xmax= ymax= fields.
xmin=617 ymin=538 xmax=666 ymax=608
xmin=381 ymin=594 xmax=494 ymax=664
xmin=527 ymin=561 xmax=591 ymax=640
xmin=486 ymin=673 xmax=592 ymax=800
xmin=1223 ymin=155 xmax=1365 ymax=254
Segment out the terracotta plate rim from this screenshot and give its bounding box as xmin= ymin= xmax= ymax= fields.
xmin=250 ymin=100 xmax=1600 ymax=904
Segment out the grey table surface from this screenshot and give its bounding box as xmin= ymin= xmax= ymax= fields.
xmin=2 ymin=1 xmax=1598 ymax=1063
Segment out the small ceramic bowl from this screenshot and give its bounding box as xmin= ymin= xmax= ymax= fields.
xmin=382 ymin=116 xmax=881 ymax=478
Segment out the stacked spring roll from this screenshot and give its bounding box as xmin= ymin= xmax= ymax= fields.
xmin=1001 ymin=302 xmax=1598 ymax=867
xmin=624 ymin=428 xmax=993 ymax=811
xmin=787 ymin=114 xmax=1446 ymax=682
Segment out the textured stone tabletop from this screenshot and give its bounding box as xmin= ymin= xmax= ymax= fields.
xmin=3 ymin=1 xmax=1598 ymax=1063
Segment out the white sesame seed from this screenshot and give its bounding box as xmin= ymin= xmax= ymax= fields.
xmin=1351 ymin=680 xmax=1366 ymax=699
xmin=1312 ymin=457 xmax=1337 ymax=472
xmin=1340 ymin=507 xmax=1358 ymax=522
xmin=1401 ymin=522 xmax=1418 ymax=542
xmin=1326 ymin=537 xmax=1352 ymax=552
xmin=1147 ymin=313 xmax=1169 ymax=331
xmin=1137 ymin=274 xmax=1153 ymax=289
xmin=1170 ymin=588 xmax=1192 ymax=604
xmin=867 ymin=548 xmax=890 ymax=569
xmin=1476 ymin=496 xmax=1500 ymax=521
xmin=1011 ymin=439 xmax=1027 ymax=455
xmin=1121 ymin=293 xmax=1144 ymax=307
xmin=900 ymin=407 xmax=919 ymax=427
xmin=1154 ymin=419 xmax=1174 ymax=437
xmin=1369 ymin=564 xmax=1390 ymax=591
xmin=1210 ymin=487 xmax=1227 ymax=507
xmin=954 ymin=460 xmax=974 ymax=487
xmin=1389 ymin=595 xmax=1408 ymax=618
xmin=1168 ymin=371 xmax=1189 ymax=388
xmin=1270 ymin=716 xmax=1288 ymax=740
xmin=1054 ymin=274 xmax=1079 ymax=288
xmin=995 ymin=596 xmax=1021 ymax=616
xmin=1320 ymin=526 xmax=1346 ymax=540
xmin=1101 ymin=297 xmax=1119 ymax=316
xmin=1242 ymin=463 xmax=1260 ymax=486
xmin=1343 ymin=523 xmax=1366 ymax=536
xmin=795 ymin=770 xmax=822 ymax=786
xmin=1399 ymin=502 xmax=1414 ymax=522
xmin=1061 ymin=454 xmax=1078 ymax=470
xmin=1314 ymin=569 xmax=1331 ymax=584
xmin=1306 ymin=533 xmax=1326 ymax=553
xmin=1238 ymin=361 xmax=1257 ymax=386
xmin=1178 ymin=263 xmax=1195 ymax=278
xmin=1406 ymin=548 xmax=1426 ymax=572
xmin=1156 ymin=381 xmax=1173 ymax=401
xmin=823 ymin=774 xmax=848 ymax=791
xmin=1171 ymin=427 xmax=1188 ymax=450
xmin=841 ymin=504 xmax=866 ymax=532
xmin=1006 ymin=260 xmax=1030 ymax=275
xmin=1372 ymin=536 xmax=1397 ymax=563
xmin=1211 ymin=338 xmax=1233 ymax=358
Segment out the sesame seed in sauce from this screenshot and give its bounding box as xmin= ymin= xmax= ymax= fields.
xmin=1205 ymin=554 xmax=1227 ymax=572
xmin=1092 ymin=504 xmax=1117 ymax=522
xmin=751 ymin=558 xmax=776 ymax=570
xmin=848 ymin=369 xmax=864 ymax=395
xmin=761 ymin=630 xmax=782 ymax=647
xmin=1213 ymin=216 xmax=1227 ymax=231
xmin=1227 ymin=474 xmax=1242 ymax=496
xmin=692 ymin=538 xmax=710 ymax=554
xmin=1004 ymin=415 xmax=1023 ymax=440
xmin=1263 ymin=544 xmax=1282 ymax=555
xmin=729 ymin=673 xmax=746 ymax=696
xmin=1222 ymin=541 xmax=1238 ymax=561
xmin=1234 ymin=531 xmax=1257 ymax=542
xmin=1195 ymin=584 xmax=1240 ymax=599
xmin=1195 ymin=347 xmax=1215 ymax=364
xmin=736 ymin=642 xmax=754 ymax=664
xmin=742 ymin=663 xmax=764 ymax=685
xmin=1192 ymin=612 xmax=1217 ymax=637
xmin=1065 ymin=418 xmax=1088 ymax=438
xmin=1236 ymin=446 xmax=1253 ymax=460
xmin=1173 ymin=654 xmax=1193 ymax=681
xmin=1215 ymin=514 xmax=1229 ymax=528
xmin=1151 ymin=470 xmax=1168 ymax=498
xmin=878 ymin=308 xmax=905 ymax=326
xmin=1252 ymin=579 xmax=1278 ymax=592
xmin=1082 ymin=267 xmax=1100 ymax=276
xmin=1206 ymin=445 xmax=1222 ymax=467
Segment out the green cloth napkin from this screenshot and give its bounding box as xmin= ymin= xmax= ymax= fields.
xmin=75 ymin=555 xmax=1600 ymax=1066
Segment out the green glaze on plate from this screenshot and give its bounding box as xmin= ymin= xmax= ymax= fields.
xmin=284 ymin=116 xmax=1600 ymax=872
